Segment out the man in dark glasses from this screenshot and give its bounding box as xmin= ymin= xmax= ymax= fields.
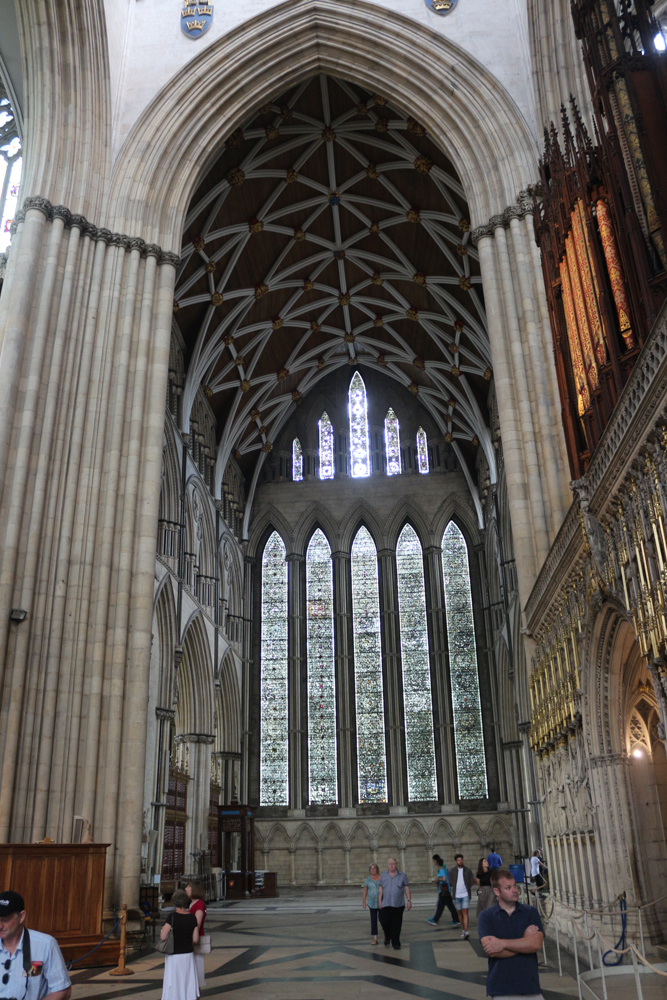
xmin=0 ymin=891 xmax=70 ymax=1000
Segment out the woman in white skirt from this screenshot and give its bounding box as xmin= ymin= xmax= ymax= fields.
xmin=160 ymin=889 xmax=200 ymax=1000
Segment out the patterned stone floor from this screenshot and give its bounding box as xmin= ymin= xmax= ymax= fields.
xmin=69 ymin=888 xmax=663 ymax=1000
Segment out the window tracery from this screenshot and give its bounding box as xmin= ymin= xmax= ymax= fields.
xmin=351 ymin=526 xmax=387 ymax=802
xmin=260 ymin=531 xmax=289 ymax=806
xmin=396 ymin=524 xmax=437 ymax=800
xmin=0 ymin=90 xmax=21 ymax=254
xmin=384 ymin=408 xmax=401 ymax=476
xmin=306 ymin=529 xmax=337 ymax=804
xmin=442 ymin=521 xmax=488 ymax=799
xmin=292 ymin=438 xmax=303 ymax=481
xmin=319 ymin=412 xmax=335 ymax=480
xmin=416 ymin=427 xmax=429 ymax=474
xmin=348 ymin=373 xmax=371 ymax=478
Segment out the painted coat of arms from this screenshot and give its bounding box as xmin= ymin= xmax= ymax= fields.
xmin=181 ymin=0 xmax=214 ymax=38
xmin=426 ymin=0 xmax=458 ymax=12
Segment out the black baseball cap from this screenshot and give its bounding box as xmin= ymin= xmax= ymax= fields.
xmin=0 ymin=891 xmax=25 ymax=916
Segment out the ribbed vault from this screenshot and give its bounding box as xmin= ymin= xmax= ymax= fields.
xmin=174 ymin=75 xmax=495 ymax=495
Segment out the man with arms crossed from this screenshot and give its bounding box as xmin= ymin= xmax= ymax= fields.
xmin=0 ymin=890 xmax=71 ymax=1000
xmin=477 ymin=869 xmax=545 ymax=1000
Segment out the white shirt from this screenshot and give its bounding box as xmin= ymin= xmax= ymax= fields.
xmin=455 ymin=867 xmax=466 ymax=896
xmin=531 ymin=855 xmax=540 ymax=877
xmin=0 ymin=927 xmax=71 ymax=1000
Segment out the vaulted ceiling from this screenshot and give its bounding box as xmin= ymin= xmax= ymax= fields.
xmin=174 ymin=74 xmax=495 ymax=494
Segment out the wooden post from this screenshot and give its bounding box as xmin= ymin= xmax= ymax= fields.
xmin=109 ymin=904 xmax=134 ymax=976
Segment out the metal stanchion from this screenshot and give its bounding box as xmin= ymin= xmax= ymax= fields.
xmin=555 ymin=919 xmax=563 ymax=977
xmin=571 ymin=920 xmax=583 ymax=1000
xmin=596 ymin=937 xmax=608 ymax=1000
xmin=109 ymin=904 xmax=135 ymax=977
xmin=638 ymin=906 xmax=646 ymax=961
xmin=584 ymin=912 xmax=593 ymax=972
xmin=630 ymin=946 xmax=645 ymax=1000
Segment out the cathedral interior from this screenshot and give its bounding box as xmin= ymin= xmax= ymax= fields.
xmin=1 ymin=0 xmax=667 ymax=978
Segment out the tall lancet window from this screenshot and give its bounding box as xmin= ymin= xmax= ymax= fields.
xmin=0 ymin=93 xmax=21 ymax=253
xmin=260 ymin=531 xmax=289 ymax=806
xmin=416 ymin=427 xmax=429 ymax=474
xmin=348 ymin=372 xmax=371 ymax=477
xmin=351 ymin=526 xmax=387 ymax=802
xmin=442 ymin=522 xmax=488 ymax=799
xmin=306 ymin=530 xmax=337 ymax=804
xmin=384 ymin=408 xmax=401 ymax=476
xmin=292 ymin=438 xmax=303 ymax=481
xmin=396 ymin=524 xmax=437 ymax=800
xmin=319 ymin=412 xmax=335 ymax=480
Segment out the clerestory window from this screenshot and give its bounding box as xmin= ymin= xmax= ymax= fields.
xmin=384 ymin=408 xmax=401 ymax=476
xmin=318 ymin=412 xmax=335 ymax=479
xmin=348 ymin=372 xmax=370 ymax=478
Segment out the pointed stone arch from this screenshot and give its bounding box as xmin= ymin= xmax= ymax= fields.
xmin=293 ymin=502 xmax=338 ymax=555
xmin=385 ymin=499 xmax=432 ymax=551
xmin=176 ymin=613 xmax=215 ymax=736
xmin=338 ymin=500 xmax=385 ymax=552
xmin=246 ymin=505 xmax=293 ymax=559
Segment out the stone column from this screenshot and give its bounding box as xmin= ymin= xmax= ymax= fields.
xmin=0 ymin=199 xmax=178 ymax=909
xmin=423 ymin=545 xmax=456 ymax=804
xmin=287 ymin=553 xmax=306 ymax=810
xmin=378 ymin=548 xmax=407 ymax=808
xmin=178 ymin=734 xmax=215 ymax=863
xmin=332 ymin=550 xmax=356 ymax=810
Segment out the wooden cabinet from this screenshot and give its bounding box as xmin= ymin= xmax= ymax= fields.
xmin=0 ymin=843 xmax=120 ymax=967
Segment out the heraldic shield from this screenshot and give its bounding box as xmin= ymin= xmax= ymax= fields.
xmin=426 ymin=0 xmax=458 ymax=12
xmin=181 ymin=0 xmax=214 ymax=38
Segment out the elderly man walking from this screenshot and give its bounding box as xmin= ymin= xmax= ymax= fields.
xmin=378 ymin=858 xmax=412 ymax=950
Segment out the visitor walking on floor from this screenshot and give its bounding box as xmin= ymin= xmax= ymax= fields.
xmin=487 ymin=848 xmax=503 ymax=871
xmin=0 ymin=890 xmax=71 ymax=1000
xmin=160 ymin=889 xmax=200 ymax=1000
xmin=362 ymin=863 xmax=382 ymax=944
xmin=478 ymin=868 xmax=545 ymax=999
xmin=426 ymin=855 xmax=459 ymax=928
xmin=530 ymin=850 xmax=546 ymax=891
xmin=378 ymin=858 xmax=411 ymax=950
xmin=476 ymin=857 xmax=495 ymax=913
xmin=186 ymin=881 xmax=208 ymax=989
xmin=451 ymin=853 xmax=474 ymax=939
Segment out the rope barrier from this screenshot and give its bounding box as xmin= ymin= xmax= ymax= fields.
xmin=67 ymin=917 xmax=121 ymax=970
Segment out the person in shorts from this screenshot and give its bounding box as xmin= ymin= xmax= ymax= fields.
xmin=450 ymin=854 xmax=474 ymax=939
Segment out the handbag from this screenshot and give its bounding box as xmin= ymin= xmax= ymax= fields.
xmin=156 ymin=927 xmax=175 ymax=954
xmin=194 ymin=933 xmax=211 ymax=955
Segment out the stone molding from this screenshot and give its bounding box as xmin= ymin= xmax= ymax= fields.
xmin=470 ymin=187 xmax=541 ymax=245
xmin=155 ymin=707 xmax=175 ymax=721
xmin=175 ymin=733 xmax=216 ymax=745
xmin=10 ymin=196 xmax=180 ymax=268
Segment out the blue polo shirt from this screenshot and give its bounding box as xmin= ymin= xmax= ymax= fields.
xmin=487 ymin=851 xmax=503 ymax=870
xmin=477 ymin=902 xmax=543 ymax=997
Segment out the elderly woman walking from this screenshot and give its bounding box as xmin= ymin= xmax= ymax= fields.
xmin=362 ymin=863 xmax=382 ymax=944
xmin=160 ymin=889 xmax=200 ymax=1000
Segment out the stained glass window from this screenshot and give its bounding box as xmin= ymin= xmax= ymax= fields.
xmin=319 ymin=412 xmax=334 ymax=480
xmin=348 ymin=372 xmax=371 ymax=478
xmin=396 ymin=524 xmax=437 ymax=800
xmin=306 ymin=529 xmax=337 ymax=804
xmin=293 ymin=438 xmax=303 ymax=481
xmin=442 ymin=522 xmax=488 ymax=799
xmin=384 ymin=408 xmax=401 ymax=476
xmin=260 ymin=531 xmax=289 ymax=806
xmin=0 ymin=90 xmax=21 ymax=254
xmin=351 ymin=526 xmax=387 ymax=802
xmin=417 ymin=427 xmax=429 ymax=474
